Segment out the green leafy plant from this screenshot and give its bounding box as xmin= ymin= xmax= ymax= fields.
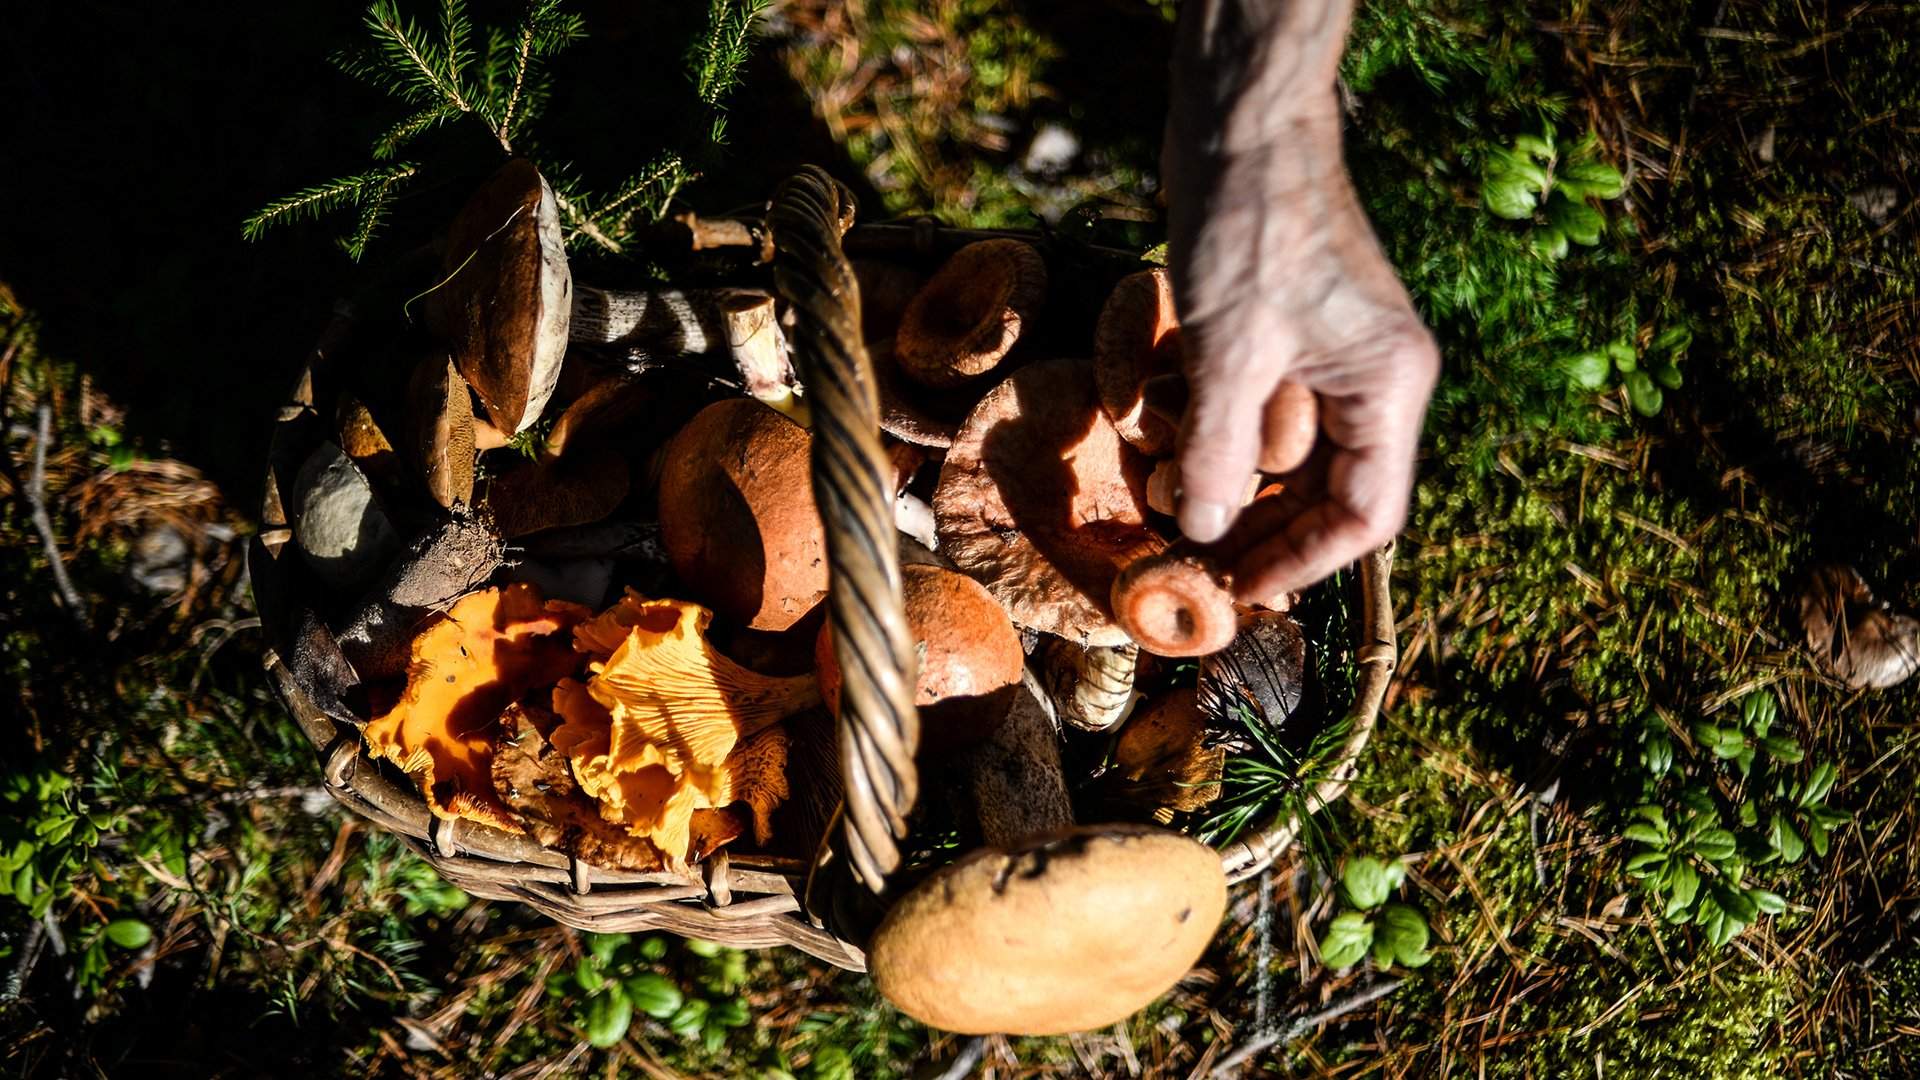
xmin=1481 ymin=128 xmax=1625 ymax=260
xmin=552 ymin=933 xmax=753 ymax=1052
xmin=1561 ymin=324 xmax=1691 ymax=416
xmin=244 ymin=0 xmax=768 ymax=258
xmin=1623 ymin=690 xmax=1849 ymax=946
xmin=1316 ymin=856 xmax=1433 ymax=971
xmin=1 ymin=763 xmax=121 ymax=921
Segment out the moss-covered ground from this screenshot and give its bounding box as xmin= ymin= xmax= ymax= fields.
xmin=4 ymin=0 xmax=1918 ymax=1076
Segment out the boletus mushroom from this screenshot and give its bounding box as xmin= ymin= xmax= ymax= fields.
xmin=658 ymin=398 xmax=828 ymax=631
xmin=895 ymin=239 xmax=1048 ymax=388
xmin=933 ymin=357 xmax=1166 ymax=647
xmin=432 ymin=159 xmax=571 ymax=434
xmin=406 ymin=351 xmax=477 ymax=509
xmin=867 ymin=677 xmax=1227 ymax=1035
xmin=815 ymin=563 xmax=1024 ymax=753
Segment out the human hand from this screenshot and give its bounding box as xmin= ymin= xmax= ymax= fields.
xmin=1162 ymin=95 xmax=1438 ymax=603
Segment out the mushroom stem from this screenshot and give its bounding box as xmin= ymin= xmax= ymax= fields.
xmin=1039 ymin=639 xmax=1140 ymax=732
xmin=959 ymin=672 xmax=1074 ymax=849
xmin=570 ymin=285 xmax=800 ymax=417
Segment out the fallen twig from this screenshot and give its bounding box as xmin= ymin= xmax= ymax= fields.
xmin=24 ymin=403 xmax=88 ymax=627
xmin=1212 ymin=978 xmax=1405 ymax=1075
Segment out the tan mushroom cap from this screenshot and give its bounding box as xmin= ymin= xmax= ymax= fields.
xmin=895 ymin=239 xmax=1048 ymax=388
xmin=1094 ymin=268 xmax=1184 ymax=455
xmin=868 ymin=825 xmax=1227 ymax=1035
xmin=934 ymin=357 xmax=1165 ymax=647
xmin=815 ymin=563 xmax=1023 ymax=751
xmin=1111 ymin=551 xmax=1237 ymax=658
xmin=659 ymin=399 xmax=828 ymax=631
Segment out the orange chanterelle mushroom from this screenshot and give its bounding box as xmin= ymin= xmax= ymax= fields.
xmin=362 ymin=584 xmax=592 ymax=830
xmin=549 ymin=590 xmax=816 ymax=863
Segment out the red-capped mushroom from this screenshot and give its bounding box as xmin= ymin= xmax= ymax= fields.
xmin=895 ymin=239 xmax=1048 ymax=388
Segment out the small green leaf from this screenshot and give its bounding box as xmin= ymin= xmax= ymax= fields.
xmin=640 ymin=936 xmax=669 ymax=961
xmin=1547 ymin=192 xmax=1606 ymax=245
xmin=1750 ymin=889 xmax=1788 ymax=915
xmin=1693 ymin=830 xmax=1738 ymax=861
xmin=1665 ymin=861 xmax=1701 ymax=916
xmin=1623 ymin=823 xmax=1668 ymax=846
xmin=1562 ymin=350 xmax=1610 ymax=389
xmin=1318 ymin=911 xmax=1375 ymax=970
xmin=105 ymin=919 xmax=152 ymax=950
xmin=1741 ymin=691 xmax=1778 ymax=732
xmin=668 ymin=998 xmax=710 ymax=1039
xmin=575 ymin=958 xmax=605 ymax=993
xmin=1808 ymin=821 xmax=1831 ymax=858
xmin=1484 ymin=178 xmax=1539 ymax=220
xmin=1650 ymin=325 xmax=1694 ymax=353
xmin=1513 ymin=134 xmax=1555 ymax=160
xmin=1342 ymin=858 xmax=1398 ymax=910
xmin=587 ymin=932 xmax=630 ymax=965
xmin=1374 ymin=904 xmax=1433 ymax=969
xmin=1531 ymin=226 xmax=1570 ymax=260
xmin=1772 ymin=813 xmax=1806 ymax=864
xmin=1624 ymin=851 xmax=1667 ymax=875
xmin=584 ymin=991 xmax=634 ymax=1048
xmin=1738 ymin=800 xmax=1759 ymax=827
xmin=625 ymin=973 xmax=683 ymax=1019
xmin=0 ymin=839 xmax=33 ymax=872
xmin=1651 ymin=363 xmax=1683 ymax=390
xmin=1798 ymin=763 xmax=1838 ymax=808
xmin=1556 ymin=159 xmax=1627 ymax=200
xmin=709 ymin=997 xmax=750 ymax=1028
xmin=1716 ymin=885 xmax=1760 ymax=923
xmin=1642 ymin=734 xmax=1674 ymax=777
xmin=1679 ymin=787 xmax=1718 ymax=815
xmin=1627 ymin=367 xmax=1667 ymax=419
xmin=1757 ymin=735 xmax=1804 ymax=763
xmin=684 ymin=938 xmax=723 ymax=959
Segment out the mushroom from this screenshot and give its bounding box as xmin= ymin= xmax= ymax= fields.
xmin=894 ymin=239 xmax=1048 ymax=388
xmin=1259 ymin=380 xmax=1319 ymax=475
xmin=292 ymin=442 xmax=399 ymax=590
xmin=658 ymin=398 xmax=828 ymax=631
xmin=867 ymin=677 xmax=1228 ymax=1035
xmin=569 ymin=286 xmax=803 ymax=422
xmin=493 ymin=704 xmax=669 ymax=871
xmin=432 ymin=159 xmax=571 ymax=435
xmin=360 ymin=583 xmax=592 ymax=830
xmin=1798 ymin=564 xmax=1920 ymax=690
xmin=406 ymin=351 xmax=477 ymax=509
xmin=332 ymin=508 xmax=506 ymax=681
xmin=1110 ymin=549 xmax=1238 ymax=658
xmin=485 ymin=449 xmax=630 ymax=539
xmin=1094 ymin=269 xmax=1184 ymax=455
xmin=933 ymin=357 xmax=1166 ymax=647
xmin=1038 ymin=638 xmax=1140 ymax=733
xmin=852 ymin=258 xmax=928 ymax=342
xmin=871 ymin=340 xmax=963 ymax=449
xmin=815 ymin=563 xmax=1024 ymax=754
xmin=334 ymin=394 xmax=404 ymax=499
xmin=1111 ymin=687 xmax=1227 ymax=823
xmin=1198 ymin=609 xmax=1307 ymax=731
xmin=549 ymin=591 xmax=817 ymax=862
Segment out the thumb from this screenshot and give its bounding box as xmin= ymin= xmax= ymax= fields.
xmin=1176 ymin=336 xmax=1283 ymax=543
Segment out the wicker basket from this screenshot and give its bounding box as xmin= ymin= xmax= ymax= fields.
xmin=248 ymin=168 xmax=1397 ymax=973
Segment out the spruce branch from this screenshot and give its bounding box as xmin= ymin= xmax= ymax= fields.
xmin=494 ymin=0 xmax=584 ymax=148
xmin=342 ymin=0 xmax=474 ymax=114
xmin=373 ymin=103 xmax=461 ymax=159
xmin=241 ymin=164 xmax=419 ymax=242
xmin=692 ymin=0 xmax=768 ymax=108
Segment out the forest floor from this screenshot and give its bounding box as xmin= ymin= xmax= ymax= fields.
xmin=3 ymin=0 xmax=1919 ymax=1077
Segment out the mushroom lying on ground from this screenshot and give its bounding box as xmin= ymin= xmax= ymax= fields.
xmin=867 ymin=676 xmax=1228 ymax=1035
xmin=431 ymin=159 xmax=571 ymax=435
xmin=1798 ymin=564 xmax=1920 ymax=690
xmin=549 ymin=591 xmax=817 ymax=862
xmin=292 ymin=442 xmax=398 ymax=590
xmin=895 ymin=239 xmax=1048 ymax=388
xmin=361 ymin=583 xmax=591 ymax=830
xmin=815 ymin=563 xmax=1024 ymax=753
xmin=934 ymin=357 xmax=1165 ymax=647
xmin=658 ymin=399 xmax=828 ymax=631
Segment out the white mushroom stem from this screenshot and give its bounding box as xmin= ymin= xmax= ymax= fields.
xmin=1039 ymin=639 xmax=1140 ymax=733
xmin=960 ymin=672 xmax=1075 ymax=849
xmin=894 ymin=490 xmax=937 ymax=552
xmin=569 ymin=286 xmax=799 ymax=418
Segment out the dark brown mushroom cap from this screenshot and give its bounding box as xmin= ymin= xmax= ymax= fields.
xmin=871 ymin=340 xmax=962 ymax=449
xmin=867 ymin=824 xmax=1228 ymax=1035
xmin=1094 ymin=268 xmax=1184 ymax=455
xmin=1198 ymin=609 xmax=1307 ymax=730
xmin=815 ymin=563 xmax=1024 ymax=752
xmin=485 ymin=449 xmax=631 ymax=539
xmin=934 ymin=358 xmax=1164 ymax=647
xmin=405 ymin=352 xmax=477 ymax=510
xmin=432 ymin=158 xmax=571 ymax=434
xmin=543 ymin=375 xmax=651 ymax=462
xmin=658 ymin=399 xmax=828 ymax=631
xmin=895 ymin=239 xmax=1048 ymax=388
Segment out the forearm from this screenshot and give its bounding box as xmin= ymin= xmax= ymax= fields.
xmin=1167 ymin=0 xmax=1355 ymax=152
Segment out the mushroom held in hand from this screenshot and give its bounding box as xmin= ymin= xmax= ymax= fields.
xmin=432 ymin=159 xmax=571 ymax=434
xmin=868 ymin=680 xmax=1227 ymax=1035
xmin=815 ymin=563 xmax=1024 ymax=752
xmin=659 ymin=399 xmax=828 ymax=631
xmin=934 ymin=357 xmax=1166 ymax=646
xmin=1259 ymin=380 xmax=1319 ymax=475
xmin=1111 ymin=549 xmax=1238 ymax=657
xmin=895 ymin=239 xmax=1047 ymax=388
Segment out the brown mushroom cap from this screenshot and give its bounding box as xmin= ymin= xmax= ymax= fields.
xmin=1259 ymin=381 xmax=1319 ymax=475
xmin=872 ymin=341 xmax=963 ymax=449
xmin=486 ymin=449 xmax=631 ymax=539
xmin=433 ymin=158 xmax=571 ymax=434
xmin=406 ymin=352 xmax=477 ymax=509
xmin=658 ymin=399 xmax=827 ymax=631
xmin=1094 ymin=268 xmax=1184 ymax=455
xmin=815 ymin=563 xmax=1023 ymax=752
xmin=867 ymin=825 xmax=1227 ymax=1035
xmin=895 ymin=239 xmax=1048 ymax=388
xmin=934 ymin=357 xmax=1164 ymax=647
xmin=852 ymin=258 xmax=928 ymax=343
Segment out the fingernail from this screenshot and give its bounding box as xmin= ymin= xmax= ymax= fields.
xmin=1180 ymin=498 xmax=1232 ymax=544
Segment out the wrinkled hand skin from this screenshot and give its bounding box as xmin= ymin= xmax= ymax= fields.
xmin=1164 ymin=0 xmax=1440 ymax=601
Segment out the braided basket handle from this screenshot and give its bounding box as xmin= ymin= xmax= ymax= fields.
xmin=766 ymin=168 xmax=921 ymax=892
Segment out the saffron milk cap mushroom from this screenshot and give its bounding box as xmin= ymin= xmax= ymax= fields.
xmin=934 ymin=357 xmax=1165 ymax=647
xmin=1094 ymin=268 xmax=1184 ymax=455
xmin=658 ymin=399 xmax=828 ymax=631
xmin=868 ymin=679 xmax=1226 ymax=1035
xmin=433 ymin=159 xmax=571 ymax=434
xmin=895 ymin=239 xmax=1048 ymax=388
